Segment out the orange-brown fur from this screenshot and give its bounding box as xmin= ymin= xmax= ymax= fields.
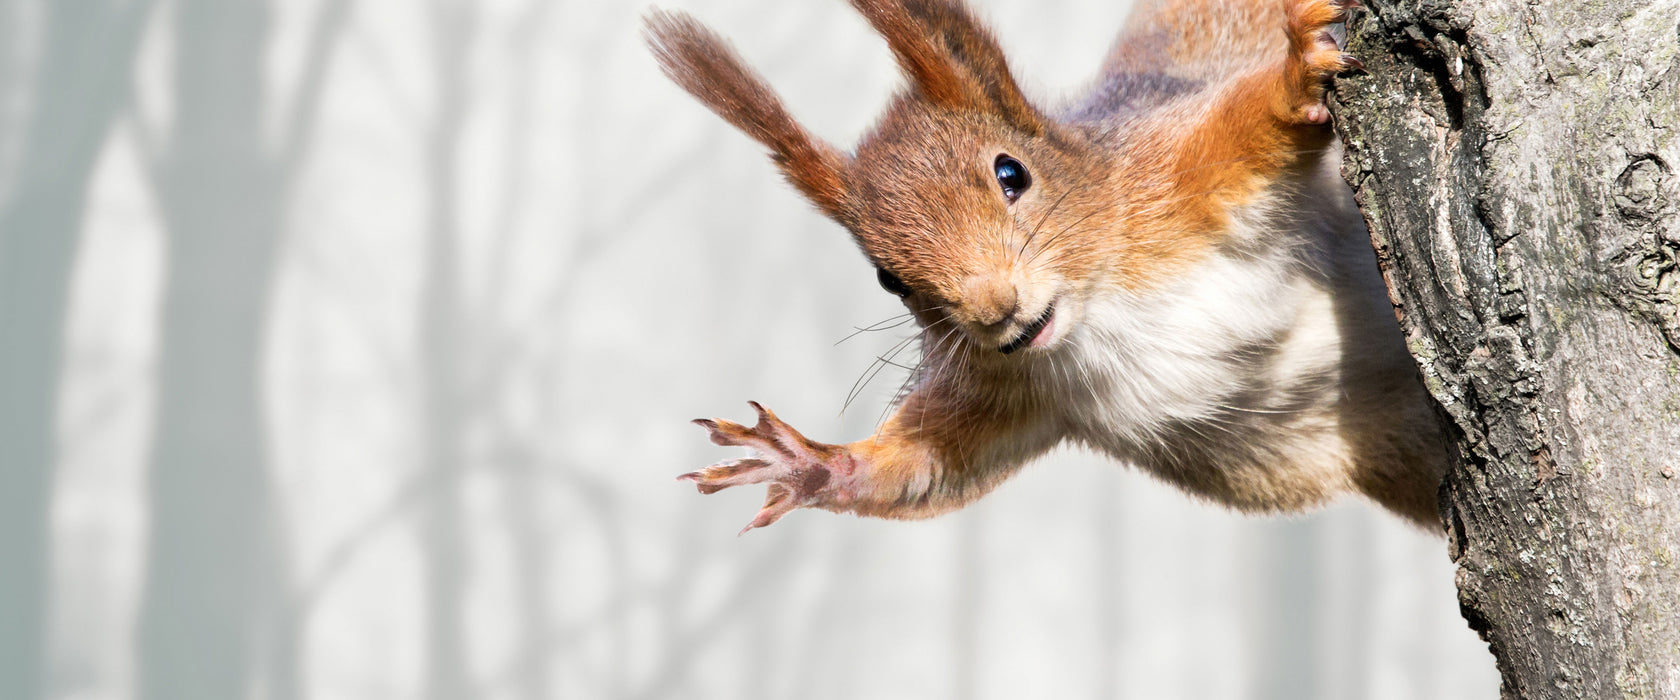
xmin=650 ymin=0 xmax=1453 ymax=532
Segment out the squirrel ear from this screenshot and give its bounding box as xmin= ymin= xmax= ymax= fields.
xmin=645 ymin=10 xmax=851 ymax=219
xmin=850 ymin=0 xmax=1041 ymax=134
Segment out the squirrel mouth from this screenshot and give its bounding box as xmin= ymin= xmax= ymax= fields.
xmin=998 ymin=304 xmax=1056 ymax=355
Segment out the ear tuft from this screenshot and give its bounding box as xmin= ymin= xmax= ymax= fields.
xmin=849 ymin=0 xmax=1041 ymax=133
xmin=849 ymin=0 xmax=973 ymax=110
xmin=644 ymin=10 xmax=851 ymax=218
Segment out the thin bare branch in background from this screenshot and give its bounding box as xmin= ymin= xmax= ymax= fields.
xmin=501 ymin=444 xmax=557 ymax=700
xmin=264 ymin=11 xmax=358 ymax=700
xmin=472 ymin=454 xmax=627 ymax=699
xmin=488 ymin=5 xmax=559 ymax=699
xmin=278 ymin=0 xmax=358 ymax=177
xmin=416 ymin=1 xmax=478 ymax=698
xmin=477 ymin=0 xmax=553 ymax=316
xmin=630 ymin=536 xmax=803 ymax=700
xmin=786 ymin=533 xmax=867 ymax=700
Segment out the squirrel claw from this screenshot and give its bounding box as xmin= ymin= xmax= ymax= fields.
xmin=739 ymin=485 xmax=799 ymax=535
xmin=684 ymin=403 xmax=856 ymax=532
xmin=1283 ymin=0 xmax=1362 ymax=124
xmin=679 ymin=457 xmax=773 ymax=494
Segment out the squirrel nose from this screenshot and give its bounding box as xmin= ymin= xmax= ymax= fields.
xmin=961 ymin=275 xmax=1019 ymax=327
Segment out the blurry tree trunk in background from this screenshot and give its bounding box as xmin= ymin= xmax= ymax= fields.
xmin=0 ymin=0 xmax=20 ymax=170
xmin=1093 ymin=471 xmax=1125 ymax=700
xmin=418 ymin=2 xmax=477 ymax=699
xmin=137 ymin=0 xmax=280 ymax=697
xmin=134 ymin=0 xmax=352 ymax=694
xmin=951 ymin=517 xmax=981 ymax=700
xmin=491 ymin=5 xmax=554 ymax=700
xmin=0 ymin=3 xmax=154 ymax=698
xmin=1334 ymin=1 xmax=1680 ymax=696
xmin=1253 ymin=521 xmax=1324 ymax=700
xmin=1332 ymin=517 xmax=1374 ymax=699
xmin=501 ymin=450 xmax=554 ymax=700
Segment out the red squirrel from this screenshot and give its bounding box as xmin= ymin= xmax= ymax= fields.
xmin=646 ymin=0 xmax=1453 ymax=533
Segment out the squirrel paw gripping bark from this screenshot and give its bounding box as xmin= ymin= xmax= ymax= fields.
xmin=683 ymin=402 xmax=859 ymax=534
xmin=1284 ymin=0 xmax=1364 ymax=124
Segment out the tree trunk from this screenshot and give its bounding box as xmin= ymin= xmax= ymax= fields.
xmin=136 ymin=0 xmax=280 ymax=697
xmin=1331 ymin=1 xmax=1680 ymax=697
xmin=0 ymin=3 xmax=153 ymax=698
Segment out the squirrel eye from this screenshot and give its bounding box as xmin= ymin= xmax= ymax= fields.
xmin=994 ymin=154 xmax=1031 ymax=203
xmin=876 ymin=268 xmax=912 ymax=298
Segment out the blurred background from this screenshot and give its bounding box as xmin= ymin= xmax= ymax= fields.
xmin=0 ymin=0 xmax=1500 ymax=698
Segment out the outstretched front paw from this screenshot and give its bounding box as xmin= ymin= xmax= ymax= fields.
xmin=682 ymin=402 xmax=860 ymax=534
xmin=1283 ymin=0 xmax=1364 ymax=124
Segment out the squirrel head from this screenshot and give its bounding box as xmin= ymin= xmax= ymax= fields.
xmin=647 ymin=0 xmax=1123 ymax=353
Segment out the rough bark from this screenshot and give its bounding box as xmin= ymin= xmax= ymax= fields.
xmin=1331 ymin=1 xmax=1680 ymax=697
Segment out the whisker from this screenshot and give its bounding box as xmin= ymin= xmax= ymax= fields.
xmin=1018 ymin=186 xmax=1078 ymax=259
xmin=867 ymin=331 xmax=923 ymax=385
xmin=842 ymin=332 xmax=919 ymax=414
xmin=833 ymin=312 xmax=915 ymax=346
xmin=843 ymin=343 xmax=911 ymax=416
xmin=878 ymin=316 xmax=963 ymax=430
xmin=1026 ymin=206 xmax=1106 ymax=266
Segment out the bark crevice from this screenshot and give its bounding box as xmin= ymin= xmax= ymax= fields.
xmin=1334 ymin=1 xmax=1680 ymax=697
